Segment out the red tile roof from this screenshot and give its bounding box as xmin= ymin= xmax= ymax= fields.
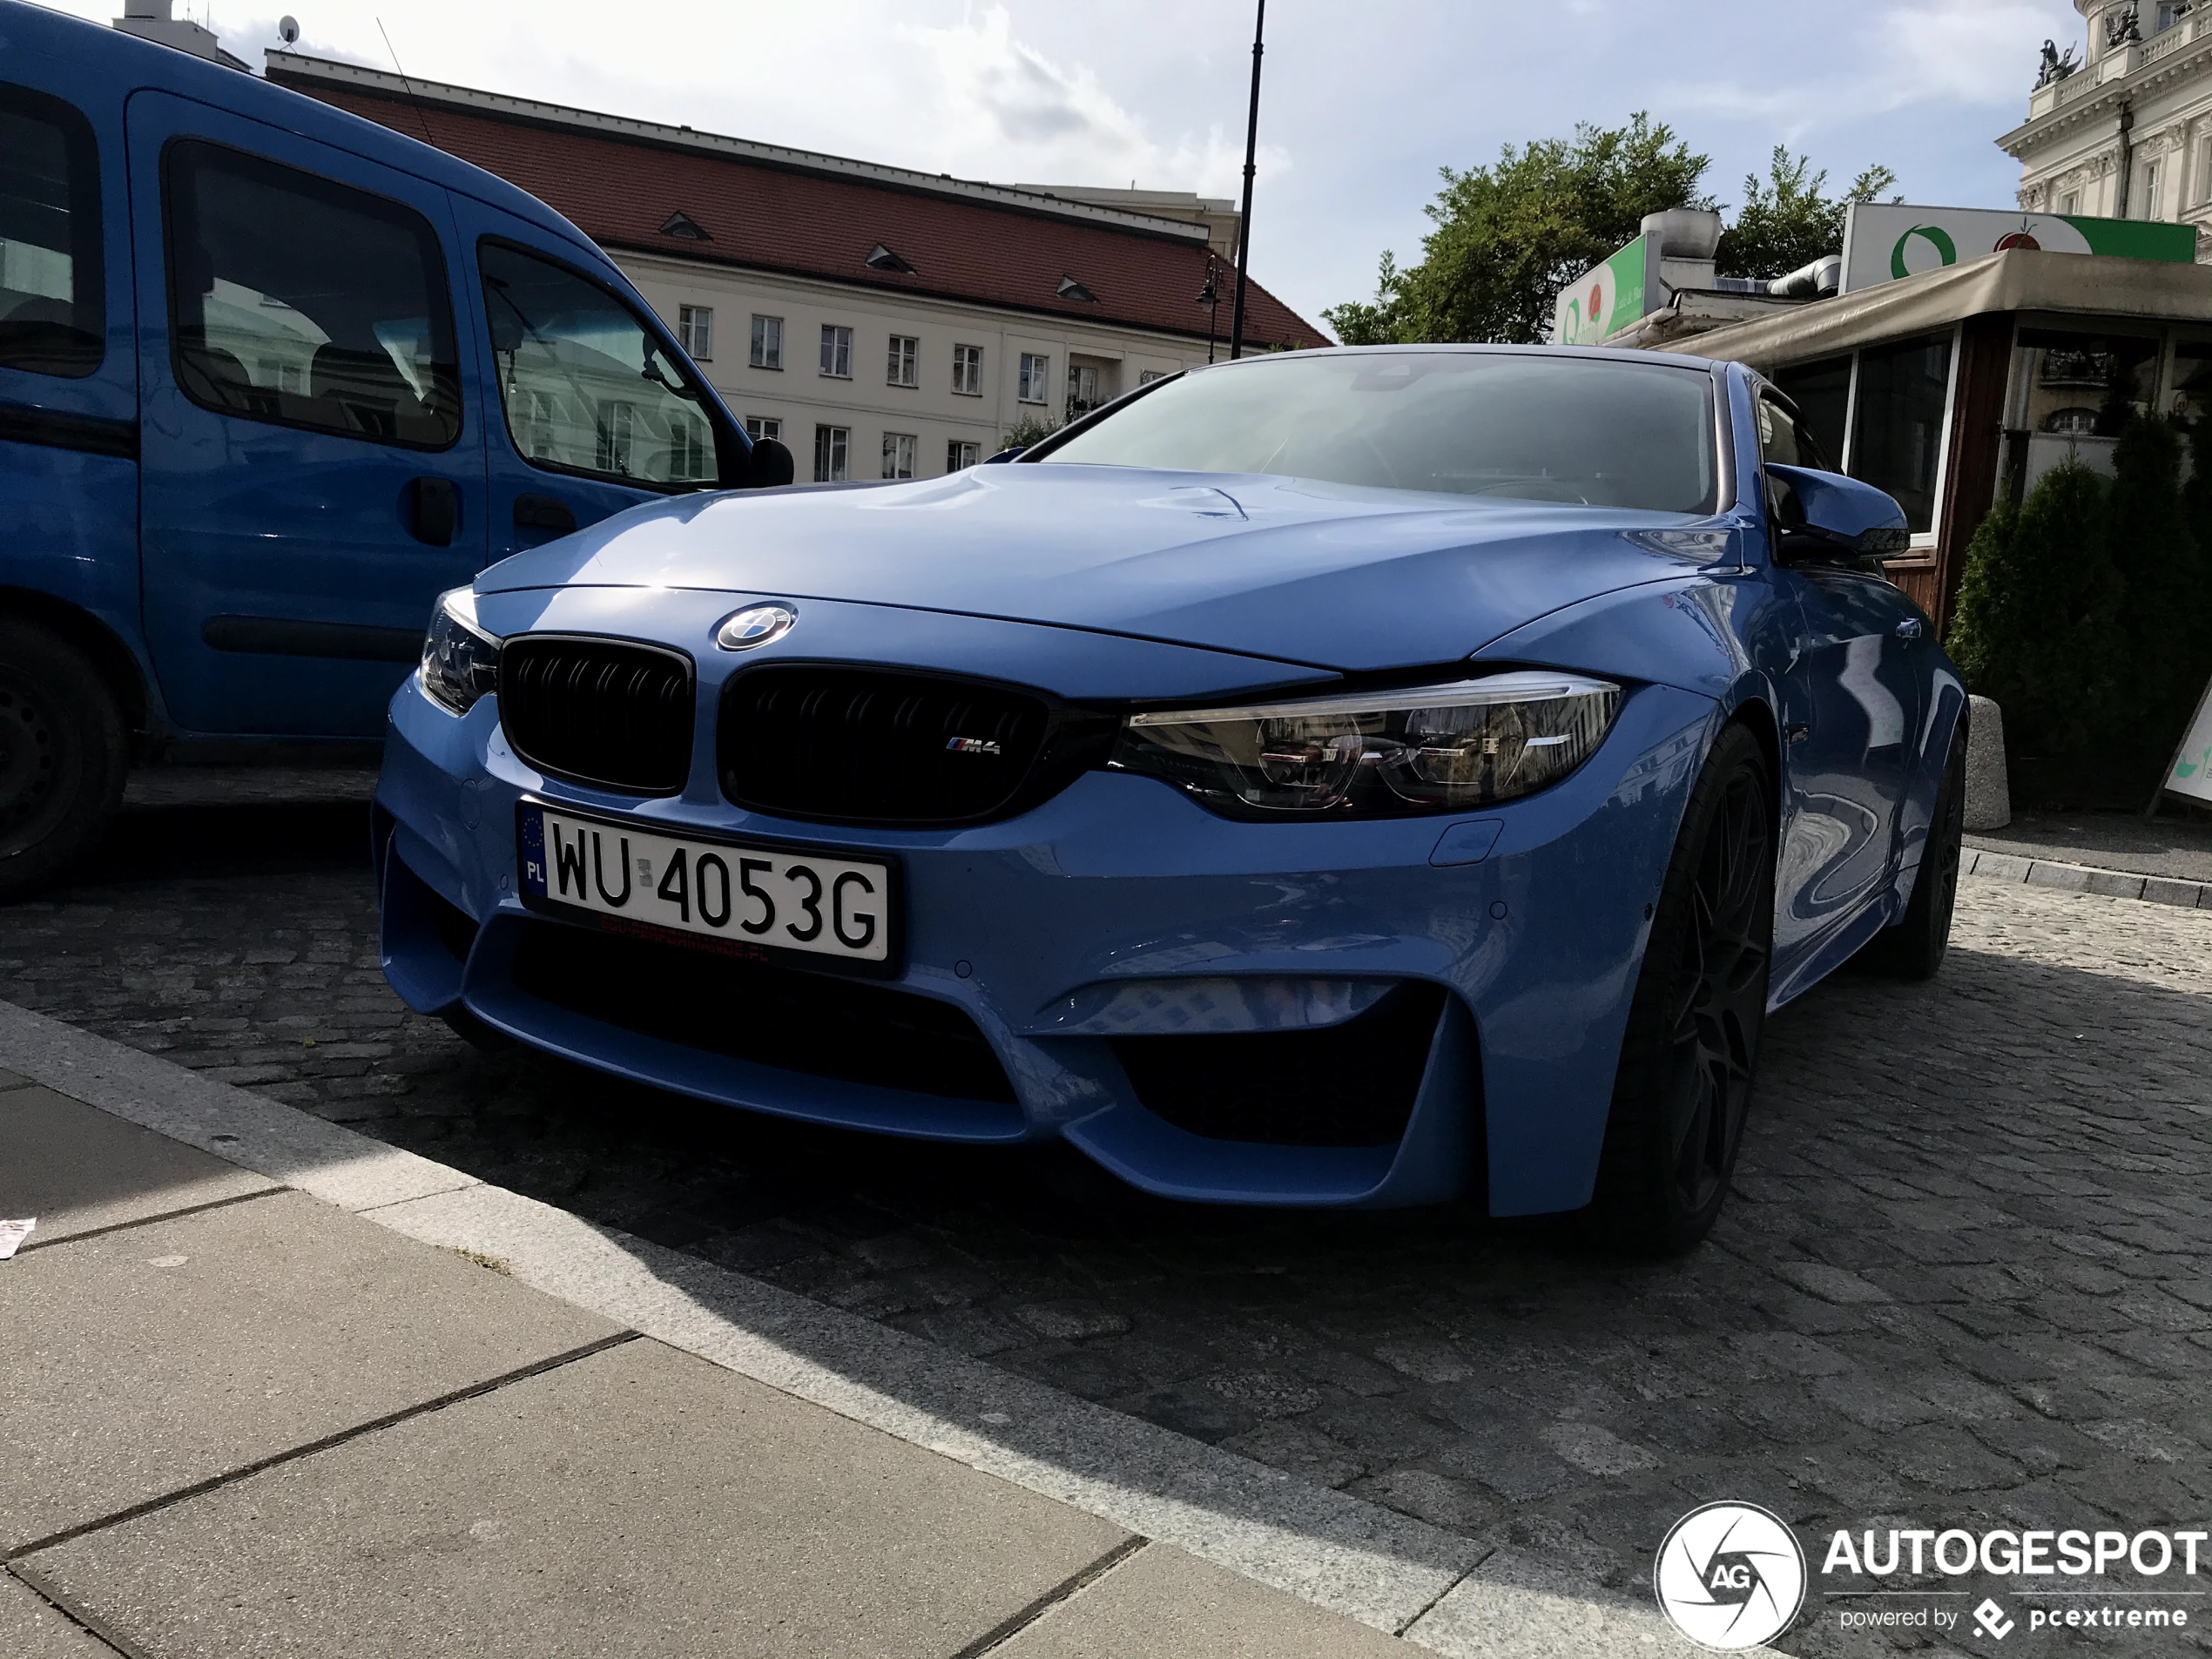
xmin=272 ymin=68 xmax=1330 ymax=351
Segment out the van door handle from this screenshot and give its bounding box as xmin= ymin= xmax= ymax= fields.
xmin=408 ymin=477 xmax=457 ymax=547
xmin=514 ymin=493 xmax=577 ymax=535
xmin=1893 ymin=617 xmax=1924 ymax=641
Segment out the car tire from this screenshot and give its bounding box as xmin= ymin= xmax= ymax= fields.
xmin=1582 ymin=723 xmax=1775 ymax=1256
xmin=1855 ymin=717 xmax=1966 ymax=981
xmin=0 ymin=623 xmax=127 ymax=900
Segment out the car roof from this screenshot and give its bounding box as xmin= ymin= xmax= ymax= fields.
xmin=1177 ymin=341 xmax=1735 ymax=374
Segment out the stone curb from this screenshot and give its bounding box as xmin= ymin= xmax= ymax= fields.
xmin=0 ymin=998 xmax=1723 ymax=1658
xmin=1963 ymin=847 xmax=2212 ymax=910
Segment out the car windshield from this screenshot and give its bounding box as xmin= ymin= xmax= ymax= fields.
xmin=1037 ymin=350 xmax=1719 ymax=514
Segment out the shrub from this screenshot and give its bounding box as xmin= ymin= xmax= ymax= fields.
xmin=2108 ymin=414 xmax=2209 ymax=740
xmin=1946 ymin=459 xmax=2126 ymax=759
xmin=999 ymin=413 xmax=1061 ymax=451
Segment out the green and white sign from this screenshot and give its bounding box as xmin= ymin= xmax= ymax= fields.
xmin=1552 ymin=234 xmax=1658 ymax=346
xmin=1840 ymin=202 xmax=2197 ymax=294
xmin=2161 ymin=676 xmax=2212 ymax=807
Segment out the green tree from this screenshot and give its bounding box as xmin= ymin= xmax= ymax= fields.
xmin=1322 ymin=113 xmax=1710 ymax=347
xmin=2109 ymin=414 xmax=2211 ymax=743
xmin=1325 ymin=124 xmax=1893 ymax=345
xmin=999 ymin=412 xmax=1060 ymax=450
xmin=1714 ymin=151 xmax=1898 ymax=281
xmin=1946 ymin=461 xmax=2127 ymax=759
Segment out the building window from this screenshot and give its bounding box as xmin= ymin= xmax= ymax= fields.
xmin=2141 ymin=159 xmax=2163 ymax=219
xmin=1066 ymin=361 xmax=1104 ymax=419
xmin=952 ymin=343 xmax=983 ymax=396
xmin=745 ymin=415 xmax=781 ymax=443
xmin=668 ymin=413 xmax=712 ymax=482
xmin=813 ymin=423 xmax=849 ymax=482
xmin=749 ymin=314 xmax=783 ymax=370
xmin=882 ymin=431 xmax=917 ymax=478
xmin=1017 ymin=351 xmax=1049 ymax=403
xmin=820 ymin=324 xmax=853 ymax=378
xmin=887 ymin=334 xmax=919 ymax=388
xmin=678 ymin=304 xmax=712 ymax=361
xmin=1138 ymin=369 xmax=1170 ymax=386
xmin=948 ymin=438 xmax=981 ymax=470
xmin=2060 ymin=189 xmax=2080 ymax=215
xmin=597 ymin=400 xmax=636 ymax=475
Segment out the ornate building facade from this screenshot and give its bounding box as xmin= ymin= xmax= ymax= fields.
xmin=2000 ymin=1 xmax=2212 ymax=253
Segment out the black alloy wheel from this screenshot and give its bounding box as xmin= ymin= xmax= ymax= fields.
xmin=1857 ymin=713 xmax=1967 ymax=981
xmin=0 ymin=622 xmax=127 ymax=900
xmin=1585 ymin=724 xmax=1775 ymax=1255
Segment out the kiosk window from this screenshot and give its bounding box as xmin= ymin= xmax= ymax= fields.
xmin=480 ymin=241 xmax=719 ymax=488
xmin=0 ymin=84 xmax=104 ymax=378
xmin=2017 ymin=327 xmax=2158 ymax=435
xmin=1771 ymin=356 xmax=1849 ymax=470
xmin=164 ymin=141 xmax=461 ymax=448
xmin=1849 ymin=334 xmax=1952 ymax=535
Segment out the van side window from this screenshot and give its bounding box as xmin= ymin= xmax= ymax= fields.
xmin=0 ymin=84 xmax=105 ymax=379
xmin=162 ymin=141 xmax=462 ymax=449
xmin=478 ymin=240 xmax=719 ymax=489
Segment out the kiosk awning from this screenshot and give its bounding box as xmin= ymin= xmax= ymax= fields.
xmin=1662 ymin=248 xmax=2212 ymax=370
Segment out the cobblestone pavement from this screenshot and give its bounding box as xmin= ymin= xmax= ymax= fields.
xmin=10 ymin=774 xmax=2212 ymax=1654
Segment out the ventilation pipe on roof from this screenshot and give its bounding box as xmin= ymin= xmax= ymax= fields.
xmin=1641 ymin=208 xmax=1725 ymax=293
xmin=1768 ymin=255 xmax=1843 ymax=299
xmin=112 ymin=0 xmax=248 ymax=69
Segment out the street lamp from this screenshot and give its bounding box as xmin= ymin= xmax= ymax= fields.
xmin=1197 ymin=255 xmax=1221 ymax=363
xmin=1228 ymin=0 xmax=1264 ymax=360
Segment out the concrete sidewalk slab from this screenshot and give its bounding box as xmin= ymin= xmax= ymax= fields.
xmin=22 ymin=1339 xmax=1131 ymax=1659
xmin=0 ymin=1572 xmax=117 ymax=1658
xmin=0 ymin=1190 xmax=617 ymax=1553
xmin=0 ymin=1081 xmax=274 ymax=1247
xmin=995 ymin=1543 xmax=1411 ymax=1658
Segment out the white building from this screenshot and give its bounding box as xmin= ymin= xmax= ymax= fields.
xmin=2000 ymin=0 xmax=2212 ymax=247
xmin=270 ymin=56 xmax=1325 ymax=482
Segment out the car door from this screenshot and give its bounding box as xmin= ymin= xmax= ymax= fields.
xmin=1759 ymin=390 xmax=1927 ymax=975
xmin=128 ymin=91 xmax=487 ymax=737
xmin=442 ymin=197 xmax=732 ymax=557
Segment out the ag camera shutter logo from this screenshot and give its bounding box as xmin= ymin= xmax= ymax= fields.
xmin=1655 ymin=1501 xmax=1807 ymax=1649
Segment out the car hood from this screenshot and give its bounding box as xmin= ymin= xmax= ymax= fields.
xmin=477 ymin=465 xmax=1734 ymax=672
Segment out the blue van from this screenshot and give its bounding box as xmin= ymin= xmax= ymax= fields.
xmin=0 ymin=2 xmax=785 ymax=893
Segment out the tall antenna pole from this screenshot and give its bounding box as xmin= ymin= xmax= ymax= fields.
xmin=1228 ymin=0 xmax=1264 ymax=360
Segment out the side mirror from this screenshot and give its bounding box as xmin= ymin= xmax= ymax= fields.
xmin=746 ymin=437 xmax=795 ymax=489
xmin=1764 ymin=463 xmax=1911 ymax=564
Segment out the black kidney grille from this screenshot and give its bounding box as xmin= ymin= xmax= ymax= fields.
xmin=719 ymin=665 xmax=1059 ymax=825
xmin=500 ymin=636 xmax=695 ymax=795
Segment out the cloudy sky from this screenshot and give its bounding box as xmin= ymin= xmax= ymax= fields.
xmin=60 ymin=0 xmax=2081 ymax=330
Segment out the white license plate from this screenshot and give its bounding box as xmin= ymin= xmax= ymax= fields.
xmin=518 ymin=803 xmax=895 ymax=969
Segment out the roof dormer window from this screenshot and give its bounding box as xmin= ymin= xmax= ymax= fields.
xmin=659 ymin=211 xmax=711 ymax=240
xmin=866 ymin=243 xmax=915 ymax=273
xmin=1057 ymin=274 xmax=1098 ymax=302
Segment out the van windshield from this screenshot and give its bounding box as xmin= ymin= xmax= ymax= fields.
xmin=1039 ymin=351 xmax=1719 ymax=515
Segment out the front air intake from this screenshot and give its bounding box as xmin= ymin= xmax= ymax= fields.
xmin=499 ymin=635 xmax=695 ymax=795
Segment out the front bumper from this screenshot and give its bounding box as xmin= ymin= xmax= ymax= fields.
xmin=375 ymin=622 xmax=1716 ymax=1213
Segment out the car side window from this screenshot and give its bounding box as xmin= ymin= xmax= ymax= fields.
xmin=162 ymin=140 xmax=462 ymax=448
xmin=0 ymin=83 xmax=105 ymax=379
xmin=477 ymin=240 xmax=719 ymax=489
xmin=1756 ymin=392 xmax=1831 ymax=471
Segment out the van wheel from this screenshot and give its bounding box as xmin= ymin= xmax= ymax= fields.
xmin=1582 ymin=725 xmax=1775 ymax=1256
xmin=0 ymin=623 xmax=128 ymax=900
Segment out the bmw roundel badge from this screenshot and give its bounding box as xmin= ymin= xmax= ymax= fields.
xmin=715 ymin=603 xmax=798 ymax=651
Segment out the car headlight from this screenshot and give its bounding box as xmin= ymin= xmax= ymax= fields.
xmin=421 ymin=586 xmax=502 ymax=715
xmin=1110 ymin=671 xmax=1622 ymax=817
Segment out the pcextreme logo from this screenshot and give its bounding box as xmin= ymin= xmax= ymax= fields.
xmin=1654 ymin=1501 xmax=1807 ymax=1650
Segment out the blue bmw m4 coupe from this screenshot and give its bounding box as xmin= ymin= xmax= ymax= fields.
xmin=375 ymin=345 xmax=1965 ymax=1253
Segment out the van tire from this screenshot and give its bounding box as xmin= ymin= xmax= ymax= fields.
xmin=0 ymin=622 xmax=128 ymax=899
